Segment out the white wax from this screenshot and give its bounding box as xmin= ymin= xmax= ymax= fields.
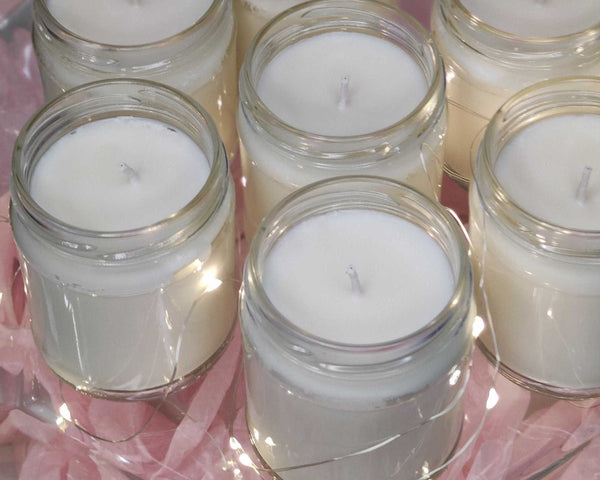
xmin=31 ymin=117 xmax=210 ymax=231
xmin=495 ymin=115 xmax=600 ymax=230
xmin=257 ymin=32 xmax=428 ymax=136
xmin=460 ymin=0 xmax=600 ymax=37
xmin=47 ymin=0 xmax=214 ymax=45
xmin=234 ymin=0 xmax=398 ymax=72
xmin=263 ymin=210 xmax=454 ymax=344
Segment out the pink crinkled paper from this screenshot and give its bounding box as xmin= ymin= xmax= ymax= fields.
xmin=1 ymin=1 xmax=600 ymax=479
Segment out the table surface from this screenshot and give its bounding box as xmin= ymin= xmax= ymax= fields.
xmin=0 ymin=1 xmax=599 ymax=479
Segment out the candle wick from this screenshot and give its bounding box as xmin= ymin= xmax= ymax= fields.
xmin=345 ymin=265 xmax=362 ymax=294
xmin=120 ymin=162 xmax=139 ymax=183
xmin=337 ymin=75 xmax=350 ymax=111
xmin=576 ymin=166 xmax=593 ymax=205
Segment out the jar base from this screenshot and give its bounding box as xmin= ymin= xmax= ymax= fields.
xmin=243 ymin=410 xmax=464 ymax=480
xmin=51 ymin=321 xmax=237 ymax=402
xmin=478 ymin=339 xmax=600 ymax=400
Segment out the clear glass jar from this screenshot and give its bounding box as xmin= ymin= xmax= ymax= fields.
xmin=10 ymin=80 xmax=237 ymax=400
xmin=238 ymin=0 xmax=446 ymax=239
xmin=431 ymin=0 xmax=600 ymax=187
xmin=470 ymin=77 xmax=600 ymax=398
xmin=241 ymin=177 xmax=474 ymax=480
xmin=32 ymin=0 xmax=238 ymax=159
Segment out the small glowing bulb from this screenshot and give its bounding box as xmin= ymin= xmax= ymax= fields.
xmin=201 ymin=271 xmax=223 ymax=292
xmin=238 ymin=453 xmax=253 ymax=467
xmin=265 ymin=436 xmax=276 ymax=447
xmin=486 ymin=388 xmax=499 ymax=410
xmin=229 ymin=437 xmax=242 ymax=450
xmin=449 ymin=369 xmax=461 ymax=386
xmin=59 ymin=403 xmax=72 ymax=422
xmin=472 ymin=316 xmax=485 ymax=338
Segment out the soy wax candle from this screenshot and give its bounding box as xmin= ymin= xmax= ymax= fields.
xmin=238 ymin=0 xmax=446 ymax=239
xmin=470 ymin=78 xmax=600 ymax=397
xmin=233 ymin=0 xmax=398 ymax=72
xmin=431 ymin=0 xmax=600 ymax=186
xmin=32 ymin=0 xmax=238 ymax=158
xmin=241 ymin=177 xmax=474 ymax=480
xmin=10 ymin=80 xmax=237 ymax=398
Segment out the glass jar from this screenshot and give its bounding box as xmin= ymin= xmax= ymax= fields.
xmin=470 ymin=77 xmax=600 ymax=398
xmin=238 ymin=0 xmax=446 ymax=239
xmin=431 ymin=0 xmax=600 ymax=187
xmin=32 ymin=0 xmax=238 ymax=159
xmin=10 ymin=80 xmax=237 ymax=399
xmin=241 ymin=176 xmax=474 ymax=480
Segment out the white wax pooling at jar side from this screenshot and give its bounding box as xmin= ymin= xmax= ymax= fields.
xmin=460 ymin=0 xmax=600 ymax=37
xmin=31 ymin=117 xmax=210 ymax=232
xmin=257 ymin=32 xmax=428 ymax=136
xmin=46 ymin=0 xmax=214 ymax=45
xmin=495 ymin=114 xmax=600 ymax=231
xmin=262 ymin=210 xmax=455 ymax=345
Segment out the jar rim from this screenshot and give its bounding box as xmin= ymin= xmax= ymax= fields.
xmin=474 ymin=76 xmax=600 ymax=256
xmin=243 ymin=176 xmax=472 ymax=361
xmin=438 ymin=0 xmax=600 ymax=65
xmin=11 ymin=78 xmax=228 ymax=243
xmin=239 ymin=0 xmax=446 ymax=164
xmin=34 ymin=0 xmax=225 ymax=50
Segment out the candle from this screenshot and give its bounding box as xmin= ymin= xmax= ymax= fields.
xmin=470 ymin=78 xmax=600 ymax=396
xmin=241 ymin=177 xmax=474 ymax=479
xmin=234 ymin=0 xmax=399 ymax=72
xmin=32 ymin=0 xmax=238 ymax=158
xmin=431 ymin=0 xmax=600 ymax=186
xmin=10 ymin=80 xmax=237 ymax=396
xmin=239 ymin=0 xmax=446 ymax=239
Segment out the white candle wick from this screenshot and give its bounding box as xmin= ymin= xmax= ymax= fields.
xmin=119 ymin=162 xmax=139 ymax=183
xmin=337 ymin=75 xmax=350 ymax=111
xmin=345 ymin=264 xmax=362 ymax=294
xmin=576 ymin=166 xmax=593 ymax=205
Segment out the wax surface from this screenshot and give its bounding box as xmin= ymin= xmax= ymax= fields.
xmin=495 ymin=114 xmax=600 ymax=230
xmin=460 ymin=0 xmax=600 ymax=37
xmin=257 ymin=32 xmax=428 ymax=136
xmin=47 ymin=0 xmax=214 ymax=45
xmin=262 ymin=210 xmax=454 ymax=344
xmin=31 ymin=116 xmax=210 ymax=231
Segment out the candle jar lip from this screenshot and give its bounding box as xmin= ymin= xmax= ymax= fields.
xmin=238 ymin=0 xmax=446 ymax=165
xmin=34 ymin=0 xmax=225 ymax=50
xmin=473 ymin=76 xmax=600 ymax=257
xmin=242 ymin=175 xmax=473 ymax=369
xmin=437 ymin=0 xmax=600 ymax=67
xmin=10 ymin=78 xmax=229 ymax=259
